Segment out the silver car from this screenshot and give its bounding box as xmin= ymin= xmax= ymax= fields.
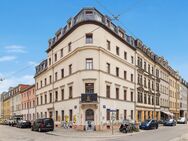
xmin=177 ymin=117 xmax=187 ymax=124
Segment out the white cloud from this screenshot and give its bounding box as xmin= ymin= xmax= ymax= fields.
xmin=28 ymin=61 xmax=39 ymax=67
xmin=0 ymin=74 xmax=35 ymax=93
xmin=0 ymin=55 xmax=17 ymax=62
xmin=4 ymin=45 xmax=27 ymax=53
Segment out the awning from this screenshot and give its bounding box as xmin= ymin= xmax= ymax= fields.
xmin=161 ymin=111 xmax=174 ymax=117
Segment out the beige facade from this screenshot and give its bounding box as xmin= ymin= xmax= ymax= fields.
xmin=169 ymin=72 xmax=180 ymax=119
xmin=135 ymin=40 xmax=160 ymax=122
xmin=34 ymin=8 xmax=185 ymax=131
xmin=180 ymin=79 xmax=188 ymax=118
xmin=35 ymin=8 xmax=136 ymax=130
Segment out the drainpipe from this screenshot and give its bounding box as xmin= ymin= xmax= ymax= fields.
xmin=34 ymin=80 xmax=37 ymax=120
xmin=27 ymin=91 xmax=29 ymax=121
xmin=52 ymin=49 xmax=55 ymax=122
xmin=134 ymin=50 xmax=137 ymax=123
xmin=98 ymin=47 xmax=101 ymax=131
xmin=154 ymin=64 xmax=156 ymax=120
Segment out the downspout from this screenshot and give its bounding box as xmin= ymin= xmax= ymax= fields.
xmin=154 ymin=64 xmax=156 ymax=120
xmin=52 ymin=49 xmax=55 ymax=121
xmin=98 ymin=47 xmax=101 ymax=130
xmin=27 ymin=91 xmax=29 ymax=120
xmin=134 ymin=50 xmax=137 ymax=123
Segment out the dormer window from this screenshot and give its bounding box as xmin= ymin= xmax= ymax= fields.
xmin=107 ymin=20 xmax=111 ymax=27
xmin=64 ymin=26 xmax=67 ymax=34
xmin=68 ymin=21 xmax=71 ymax=29
xmin=119 ymin=31 xmax=124 ymax=38
xmin=56 ymin=32 xmax=61 ymax=39
xmin=85 ymin=10 xmax=93 ymax=15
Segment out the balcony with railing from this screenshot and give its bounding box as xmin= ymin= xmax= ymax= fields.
xmin=80 ymin=93 xmax=98 ymax=103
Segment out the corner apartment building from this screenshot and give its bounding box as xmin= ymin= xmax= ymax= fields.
xmin=21 ymin=84 xmax=36 ymax=121
xmin=34 ymin=7 xmax=185 ymax=130
xmin=180 ymin=79 xmax=188 ymax=118
xmin=35 ymin=8 xmax=136 ymax=130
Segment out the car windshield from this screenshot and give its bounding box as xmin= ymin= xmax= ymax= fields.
xmin=44 ymin=119 xmax=53 ymax=125
xmin=143 ymin=120 xmax=151 ymax=124
xmin=168 ymin=119 xmax=173 ymax=122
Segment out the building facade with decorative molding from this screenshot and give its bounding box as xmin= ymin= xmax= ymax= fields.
xmin=135 ymin=40 xmax=160 ymax=122
xmin=180 ymin=79 xmax=188 ymax=118
xmin=34 ymin=7 xmax=185 ymax=130
xmin=35 ymin=8 xmax=137 ymax=130
xmin=10 ymin=84 xmax=30 ymax=117
xmin=20 ymin=84 xmax=36 ymax=121
xmin=2 ymin=90 xmax=12 ymax=119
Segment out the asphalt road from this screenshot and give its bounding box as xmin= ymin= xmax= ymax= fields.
xmin=0 ymin=124 xmax=188 ymax=141
xmin=106 ymin=124 xmax=188 ymax=141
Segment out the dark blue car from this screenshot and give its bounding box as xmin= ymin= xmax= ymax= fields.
xmin=139 ymin=119 xmax=158 ymax=130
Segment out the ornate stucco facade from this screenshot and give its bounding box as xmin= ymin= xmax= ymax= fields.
xmin=20 ymin=85 xmax=36 ymax=121
xmin=33 ymin=7 xmax=187 ymax=130
xmin=35 ymin=8 xmax=136 ymax=130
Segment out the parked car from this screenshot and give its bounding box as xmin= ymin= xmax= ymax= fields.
xmin=158 ymin=119 xmax=165 ymax=124
xmin=4 ymin=119 xmax=10 ymax=125
xmin=31 ymin=118 xmax=54 ymax=132
xmin=177 ymin=117 xmax=187 ymax=124
xmin=0 ymin=118 xmax=4 ymax=125
xmin=17 ymin=120 xmax=31 ymax=128
xmin=119 ymin=120 xmax=139 ymax=133
xmin=8 ymin=119 xmax=15 ymax=126
xmin=8 ymin=115 xmax=23 ymax=127
xmin=139 ymin=119 xmax=158 ymax=130
xmin=163 ymin=119 xmax=176 ymax=126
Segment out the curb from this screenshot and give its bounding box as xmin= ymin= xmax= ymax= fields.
xmin=45 ymin=130 xmax=144 ymax=138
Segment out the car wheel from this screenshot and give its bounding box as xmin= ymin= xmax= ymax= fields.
xmin=122 ymin=129 xmax=126 ymax=133
xmin=31 ymin=127 xmax=34 ymax=131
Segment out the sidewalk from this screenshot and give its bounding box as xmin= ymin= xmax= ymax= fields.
xmin=46 ymin=127 xmax=143 ymax=138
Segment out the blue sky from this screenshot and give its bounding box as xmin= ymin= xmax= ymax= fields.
xmin=0 ymin=0 xmax=188 ymax=92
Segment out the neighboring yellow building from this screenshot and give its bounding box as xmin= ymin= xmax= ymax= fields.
xmin=169 ymin=68 xmax=180 ymax=119
xmin=2 ymin=92 xmax=12 ymax=119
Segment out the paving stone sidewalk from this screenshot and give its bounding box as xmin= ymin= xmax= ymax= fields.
xmin=46 ymin=127 xmax=143 ymax=138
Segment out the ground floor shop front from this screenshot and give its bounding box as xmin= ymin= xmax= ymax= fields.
xmin=36 ymin=97 xmax=135 ymax=131
xmin=136 ymin=106 xmax=160 ymax=122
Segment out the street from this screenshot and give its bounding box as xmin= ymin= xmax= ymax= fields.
xmin=107 ymin=124 xmax=188 ymax=141
xmin=0 ymin=124 xmax=188 ymax=141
